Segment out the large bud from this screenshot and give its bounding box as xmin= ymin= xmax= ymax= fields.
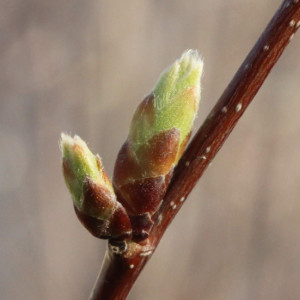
xmin=113 ymin=50 xmax=203 ymax=240
xmin=60 ymin=134 xmax=131 ymax=240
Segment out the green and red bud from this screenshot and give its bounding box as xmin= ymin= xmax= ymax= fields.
xmin=60 ymin=134 xmax=131 ymax=240
xmin=113 ymin=50 xmax=203 ymax=239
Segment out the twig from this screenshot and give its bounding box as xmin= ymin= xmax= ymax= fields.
xmin=90 ymin=1 xmax=300 ymax=299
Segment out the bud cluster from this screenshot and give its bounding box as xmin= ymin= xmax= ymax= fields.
xmin=60 ymin=50 xmax=203 ymax=242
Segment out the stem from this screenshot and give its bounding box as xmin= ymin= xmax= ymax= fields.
xmin=91 ymin=1 xmax=300 ymax=299
xmin=90 ymin=242 xmax=153 ymax=300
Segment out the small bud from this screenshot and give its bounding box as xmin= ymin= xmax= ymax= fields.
xmin=61 ymin=134 xmax=113 ymax=207
xmin=114 ymin=50 xmax=203 ymax=239
xmin=60 ymin=133 xmax=131 ymax=239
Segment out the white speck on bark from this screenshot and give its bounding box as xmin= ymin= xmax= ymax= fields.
xmin=235 ymin=103 xmax=242 ymax=112
xmin=222 ymin=106 xmax=228 ymax=113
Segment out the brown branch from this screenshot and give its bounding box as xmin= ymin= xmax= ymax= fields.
xmin=90 ymin=1 xmax=300 ymax=299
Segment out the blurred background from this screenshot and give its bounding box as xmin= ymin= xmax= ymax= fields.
xmin=1 ymin=0 xmax=300 ymax=299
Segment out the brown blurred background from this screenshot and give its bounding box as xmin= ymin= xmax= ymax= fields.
xmin=1 ymin=0 xmax=300 ymax=299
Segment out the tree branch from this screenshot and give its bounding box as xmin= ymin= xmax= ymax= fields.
xmin=90 ymin=1 xmax=300 ymax=299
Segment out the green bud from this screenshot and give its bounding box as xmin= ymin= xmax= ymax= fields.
xmin=129 ymin=49 xmax=203 ymax=163
xmin=60 ymin=133 xmax=113 ymax=211
xmin=113 ymin=50 xmax=203 ymax=239
xmin=60 ymin=133 xmax=132 ymax=239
